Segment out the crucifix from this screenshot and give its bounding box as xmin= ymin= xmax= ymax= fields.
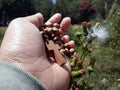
xmin=45 ymin=40 xmax=66 ymax=66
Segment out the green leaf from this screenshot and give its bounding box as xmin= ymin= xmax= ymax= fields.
xmin=75 ymin=31 xmax=84 ymax=37
xmin=87 ymin=65 xmax=94 ymax=71
xmin=70 ymin=58 xmax=76 ymax=67
xmin=71 ymin=70 xmax=81 ymax=77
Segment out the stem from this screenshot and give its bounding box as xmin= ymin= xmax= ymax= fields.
xmin=79 ymin=35 xmax=86 ymax=60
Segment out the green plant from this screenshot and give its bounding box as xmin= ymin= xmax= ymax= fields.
xmin=0 ymin=27 xmax=6 ymax=44
xmin=69 ymin=22 xmax=109 ymax=90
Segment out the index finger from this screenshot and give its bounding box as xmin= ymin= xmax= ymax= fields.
xmin=45 ymin=13 xmax=62 ymax=25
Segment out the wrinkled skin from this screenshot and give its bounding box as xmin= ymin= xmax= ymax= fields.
xmin=0 ymin=13 xmax=75 ymax=90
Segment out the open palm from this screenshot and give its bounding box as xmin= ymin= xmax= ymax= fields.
xmin=0 ymin=13 xmax=75 ymax=90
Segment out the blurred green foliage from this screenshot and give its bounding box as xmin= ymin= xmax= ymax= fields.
xmin=1 ymin=0 xmax=120 ymax=25
xmin=0 ymin=27 xmax=6 ymax=44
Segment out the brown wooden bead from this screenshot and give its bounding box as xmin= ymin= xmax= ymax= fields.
xmin=64 ymin=48 xmax=70 ymax=55
xmin=60 ymin=49 xmax=65 ymax=54
xmin=53 ymin=27 xmax=59 ymax=32
xmin=53 ymin=23 xmax=60 ymax=28
xmin=69 ymin=48 xmax=75 ymax=54
xmin=64 ymin=43 xmax=70 ymax=48
xmin=47 ymin=28 xmax=53 ymax=34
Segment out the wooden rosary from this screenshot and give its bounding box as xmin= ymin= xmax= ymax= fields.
xmin=40 ymin=23 xmax=74 ymax=66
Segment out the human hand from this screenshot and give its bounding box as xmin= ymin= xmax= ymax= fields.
xmin=0 ymin=13 xmax=75 ymax=90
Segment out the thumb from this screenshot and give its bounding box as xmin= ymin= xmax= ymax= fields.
xmin=24 ymin=13 xmax=44 ymax=28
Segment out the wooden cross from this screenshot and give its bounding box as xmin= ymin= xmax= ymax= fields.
xmin=45 ymin=40 xmax=66 ymax=66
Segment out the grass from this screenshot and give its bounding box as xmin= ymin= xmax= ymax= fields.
xmin=91 ymin=44 xmax=120 ymax=90
xmin=0 ymin=26 xmax=7 ymax=44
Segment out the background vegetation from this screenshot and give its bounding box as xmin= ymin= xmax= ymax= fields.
xmin=0 ymin=0 xmax=120 ymax=90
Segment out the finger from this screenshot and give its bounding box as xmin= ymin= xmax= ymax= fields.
xmin=62 ymin=35 xmax=70 ymax=43
xmin=24 ymin=13 xmax=44 ymax=28
xmin=45 ymin=13 xmax=62 ymax=25
xmin=60 ymin=17 xmax=71 ymax=36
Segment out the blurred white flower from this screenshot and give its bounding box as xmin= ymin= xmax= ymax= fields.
xmin=87 ymin=25 xmax=109 ymax=43
xmin=101 ymin=78 xmax=106 ymax=84
xmin=117 ymin=79 xmax=120 ymax=82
